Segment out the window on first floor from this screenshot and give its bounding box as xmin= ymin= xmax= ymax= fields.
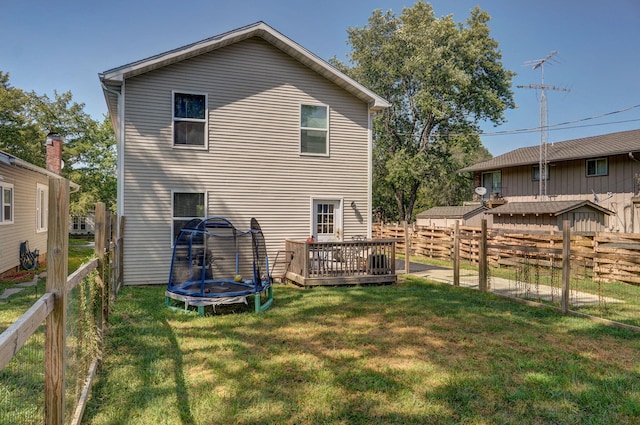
xmin=586 ymin=158 xmax=608 ymax=177
xmin=72 ymin=215 xmax=87 ymax=230
xmin=36 ymin=183 xmax=48 ymax=232
xmin=172 ymin=191 xmax=206 ymax=243
xmin=300 ymin=104 xmax=329 ymax=156
xmin=0 ymin=183 xmax=13 ymax=224
xmin=173 ymin=92 xmax=207 ymax=148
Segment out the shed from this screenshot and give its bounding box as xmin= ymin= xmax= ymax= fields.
xmin=486 ymin=200 xmax=613 ymax=233
xmin=416 ymin=205 xmax=487 ymax=227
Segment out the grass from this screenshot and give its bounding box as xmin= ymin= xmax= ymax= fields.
xmin=0 ymin=239 xmax=94 ymax=332
xmin=82 ymin=277 xmax=640 ymax=425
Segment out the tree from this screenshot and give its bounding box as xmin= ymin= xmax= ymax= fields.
xmin=0 ymin=71 xmax=117 ymax=213
xmin=334 ymin=2 xmax=515 ymax=222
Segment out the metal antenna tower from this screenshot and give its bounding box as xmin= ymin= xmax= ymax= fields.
xmin=517 ymin=51 xmax=569 ymax=200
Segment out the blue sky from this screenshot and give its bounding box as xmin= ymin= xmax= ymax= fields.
xmin=2 ymin=0 xmax=639 ymax=156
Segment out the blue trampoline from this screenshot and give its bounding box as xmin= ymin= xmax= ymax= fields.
xmin=165 ymin=217 xmax=273 ymax=315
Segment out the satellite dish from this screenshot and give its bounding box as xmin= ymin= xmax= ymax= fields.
xmin=474 ymin=187 xmax=487 ymax=196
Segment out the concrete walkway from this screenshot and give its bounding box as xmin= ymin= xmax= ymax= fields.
xmin=397 ymin=260 xmax=621 ymax=307
xmin=0 ymin=273 xmax=44 ymax=303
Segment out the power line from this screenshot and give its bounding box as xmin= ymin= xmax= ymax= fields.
xmin=481 ymin=104 xmax=640 ymax=137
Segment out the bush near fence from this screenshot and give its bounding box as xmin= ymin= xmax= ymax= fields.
xmin=374 ymin=223 xmax=640 ymax=285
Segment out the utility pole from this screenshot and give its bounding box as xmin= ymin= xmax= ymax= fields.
xmin=517 ymin=51 xmax=569 ymax=200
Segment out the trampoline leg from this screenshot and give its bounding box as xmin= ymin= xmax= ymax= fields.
xmin=255 ymin=286 xmax=273 ymax=313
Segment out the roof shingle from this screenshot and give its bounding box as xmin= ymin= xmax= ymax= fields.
xmin=459 ymin=129 xmax=640 ymax=172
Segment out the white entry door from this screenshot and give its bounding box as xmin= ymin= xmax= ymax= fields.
xmin=312 ymin=199 xmax=342 ymax=242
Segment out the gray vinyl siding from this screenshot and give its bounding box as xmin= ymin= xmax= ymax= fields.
xmin=121 ymin=37 xmax=371 ymax=285
xmin=491 ymin=153 xmax=640 ymax=232
xmin=0 ymin=164 xmax=48 ymax=275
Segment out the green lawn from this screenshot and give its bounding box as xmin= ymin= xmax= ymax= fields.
xmin=83 ymin=277 xmax=640 ymax=425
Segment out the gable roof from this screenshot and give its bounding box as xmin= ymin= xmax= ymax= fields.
xmin=416 ymin=205 xmax=487 ymax=219
xmin=99 ymin=21 xmax=390 ymax=130
xmin=485 ymin=200 xmax=613 ymax=216
xmin=459 ymin=129 xmax=640 ymax=173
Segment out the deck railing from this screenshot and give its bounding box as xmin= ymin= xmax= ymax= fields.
xmin=284 ymin=239 xmax=396 ymax=286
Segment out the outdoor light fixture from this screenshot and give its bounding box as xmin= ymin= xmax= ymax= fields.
xmin=351 ymin=201 xmax=357 ymax=209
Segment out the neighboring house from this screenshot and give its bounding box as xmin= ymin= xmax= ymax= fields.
xmin=69 ymin=212 xmax=95 ymax=236
xmin=99 ymin=22 xmax=390 ymax=285
xmin=0 ymin=138 xmax=78 ymax=275
xmin=459 ymin=129 xmax=640 ymax=232
xmin=486 ymin=200 xmax=612 ymax=233
xmin=415 ymin=205 xmax=486 ymax=227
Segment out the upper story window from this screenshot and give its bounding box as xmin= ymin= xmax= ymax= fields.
xmin=532 ymin=165 xmax=550 ymax=181
xmin=586 ymin=158 xmax=607 ymax=177
xmin=172 ymin=191 xmax=206 ymax=243
xmin=36 ymin=183 xmax=48 ymax=232
xmin=0 ymin=183 xmax=13 ymax=224
xmin=482 ymin=171 xmax=502 ymax=193
xmin=300 ymin=104 xmax=328 ymax=156
xmin=173 ymin=92 xmax=207 ymax=148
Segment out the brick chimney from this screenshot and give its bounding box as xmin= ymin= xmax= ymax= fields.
xmin=45 ymin=132 xmax=63 ymax=174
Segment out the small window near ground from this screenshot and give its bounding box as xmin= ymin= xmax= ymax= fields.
xmin=36 ymin=183 xmax=48 ymax=232
xmin=172 ymin=192 xmax=206 ymax=243
xmin=586 ymin=158 xmax=607 ymax=177
xmin=0 ymin=183 xmax=13 ymax=224
xmin=173 ymin=92 xmax=207 ymax=148
xmin=300 ymin=104 xmax=328 ymax=155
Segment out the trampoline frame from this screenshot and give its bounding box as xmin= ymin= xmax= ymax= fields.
xmin=165 ymin=216 xmax=273 ymax=315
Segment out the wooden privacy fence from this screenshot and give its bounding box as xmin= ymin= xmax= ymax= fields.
xmin=374 ymin=222 xmax=640 ymax=285
xmin=0 ymin=177 xmax=123 ymax=425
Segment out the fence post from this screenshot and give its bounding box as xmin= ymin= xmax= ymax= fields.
xmin=404 ymin=220 xmax=410 ymax=274
xmin=479 ymin=219 xmax=488 ymax=292
xmin=94 ymin=203 xmax=107 ymax=328
xmin=453 ymin=221 xmax=460 ymax=286
xmin=562 ymin=221 xmax=571 ymax=313
xmin=45 ymin=177 xmax=69 ymax=425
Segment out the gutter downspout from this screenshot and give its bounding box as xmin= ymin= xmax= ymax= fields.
xmin=101 ymin=81 xmax=125 ymax=224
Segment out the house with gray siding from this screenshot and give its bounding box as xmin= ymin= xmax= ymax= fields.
xmin=99 ymin=22 xmax=389 ymax=286
xmin=459 ymin=129 xmax=640 ymax=233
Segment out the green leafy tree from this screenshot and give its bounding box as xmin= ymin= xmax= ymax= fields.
xmin=0 ymin=71 xmax=116 ymax=213
xmin=334 ymin=1 xmax=515 ymax=222
xmin=0 ymin=71 xmax=43 ymax=166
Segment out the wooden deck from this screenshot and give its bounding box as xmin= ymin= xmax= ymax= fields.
xmin=284 ymin=239 xmax=397 ymax=287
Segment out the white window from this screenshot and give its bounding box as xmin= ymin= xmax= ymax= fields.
xmin=300 ymin=104 xmax=329 ymax=155
xmin=36 ymin=183 xmax=48 ymax=232
xmin=72 ymin=216 xmax=87 ymax=230
xmin=586 ymin=158 xmax=607 ymax=177
xmin=0 ymin=183 xmax=13 ymax=224
xmin=173 ymin=92 xmax=207 ymax=148
xmin=172 ymin=191 xmax=206 ymax=243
